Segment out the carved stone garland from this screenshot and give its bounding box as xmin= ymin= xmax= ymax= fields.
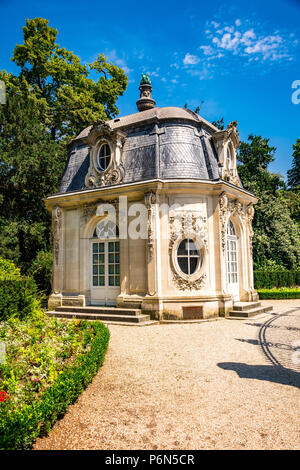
xmin=219 ymin=192 xmax=246 ymax=252
xmin=219 ymin=192 xmax=254 ymax=258
xmin=52 ymin=206 xmax=63 ymax=265
xmin=169 ymin=212 xmax=207 ymax=291
xmin=144 ymin=191 xmax=157 ymax=262
xmin=246 ymin=203 xmax=255 ymax=257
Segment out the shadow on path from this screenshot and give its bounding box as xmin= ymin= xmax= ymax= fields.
xmin=218 ymin=362 xmax=300 ymax=388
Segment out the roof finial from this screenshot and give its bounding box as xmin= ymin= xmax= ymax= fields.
xmin=136 ymin=73 xmax=156 ymax=112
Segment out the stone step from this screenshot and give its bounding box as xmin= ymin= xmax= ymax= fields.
xmin=47 ymin=311 xmax=150 ymax=323
xmin=232 ymin=302 xmax=261 ymax=311
xmin=229 ymin=305 xmax=273 ymax=318
xmin=55 ymin=306 xmax=142 ymax=316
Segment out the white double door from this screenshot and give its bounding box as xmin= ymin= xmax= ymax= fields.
xmin=227 ymin=222 xmax=240 ymax=301
xmin=90 ymin=239 xmax=120 ymax=306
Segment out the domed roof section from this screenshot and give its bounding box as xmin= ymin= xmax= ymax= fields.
xmin=59 ymin=105 xmax=222 ymax=193
xmin=74 ymin=106 xmax=218 ymax=141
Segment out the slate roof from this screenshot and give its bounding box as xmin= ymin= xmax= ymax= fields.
xmin=59 ymin=107 xmax=222 ymax=193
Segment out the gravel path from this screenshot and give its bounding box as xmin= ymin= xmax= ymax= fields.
xmin=35 ymin=300 xmax=300 ymax=450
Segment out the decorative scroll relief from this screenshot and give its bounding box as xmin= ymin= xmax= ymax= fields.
xmin=52 ymin=206 xmax=63 ymax=265
xmin=87 ymin=165 xmax=125 ymax=189
xmin=172 ymin=272 xmax=206 ymax=291
xmin=212 ymin=121 xmax=241 ymax=186
xmin=246 ymin=203 xmax=255 ymax=257
xmin=218 ymin=192 xmax=247 ymax=252
xmin=84 ymin=122 xmax=126 ymax=189
xmin=169 ymin=212 xmax=207 ymax=291
xmin=144 ymin=191 xmax=157 ymax=262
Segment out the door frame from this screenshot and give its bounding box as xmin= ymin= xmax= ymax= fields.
xmin=90 ymin=238 xmax=120 ymax=306
xmin=226 ymin=219 xmax=240 ymax=301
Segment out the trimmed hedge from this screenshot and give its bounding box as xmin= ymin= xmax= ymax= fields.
xmin=258 ymin=288 xmax=300 ymax=299
xmin=0 ymin=321 xmax=110 ymax=450
xmin=254 ymin=270 xmax=300 ymax=289
xmin=0 ymin=277 xmax=38 ymax=321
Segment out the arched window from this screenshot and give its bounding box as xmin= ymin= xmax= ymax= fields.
xmin=227 ymin=220 xmax=238 ymax=284
xmin=97 ymin=143 xmax=111 ymax=171
xmin=177 ymin=238 xmax=202 ymax=275
xmin=93 ymin=220 xmax=119 ymax=239
xmin=227 ymin=220 xmax=236 ymax=236
xmin=227 ymin=145 xmax=233 ymax=168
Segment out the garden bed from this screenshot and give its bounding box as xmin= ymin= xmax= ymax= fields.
xmin=0 ymin=309 xmax=109 ymax=449
xmin=257 ymin=287 xmax=300 ymax=299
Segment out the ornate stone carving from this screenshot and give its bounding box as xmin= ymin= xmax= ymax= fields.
xmin=144 ymin=191 xmax=157 ymax=262
xmin=212 ymin=121 xmax=240 ymax=186
xmin=222 ymin=168 xmax=241 ymax=187
xmin=218 ymin=192 xmax=246 ymax=252
xmin=81 ymin=198 xmax=119 ymax=224
xmin=98 ymin=165 xmax=125 ymax=187
xmin=169 ymin=211 xmax=207 ymax=290
xmin=84 ymin=123 xmax=126 ymax=189
xmin=52 ymin=206 xmax=63 ymax=265
xmin=218 ymin=192 xmax=228 ymax=252
xmin=172 ymin=272 xmax=206 ymax=291
xmin=246 ymin=203 xmax=255 ymax=256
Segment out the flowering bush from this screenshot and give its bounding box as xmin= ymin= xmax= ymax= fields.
xmin=0 ymin=309 xmax=109 ymax=449
xmin=0 ymin=391 xmax=9 ymax=402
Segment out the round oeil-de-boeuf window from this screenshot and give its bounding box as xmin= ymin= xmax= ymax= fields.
xmin=97 ymin=143 xmax=111 ymax=171
xmin=176 ymin=238 xmax=202 ymax=275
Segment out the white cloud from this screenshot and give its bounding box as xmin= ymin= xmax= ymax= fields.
xmin=199 ymin=20 xmax=296 ymax=64
xmin=199 ymin=45 xmax=214 ymax=56
xmin=183 ymin=53 xmax=200 ymax=65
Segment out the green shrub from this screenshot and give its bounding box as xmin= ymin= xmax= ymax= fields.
xmin=258 ymin=287 xmax=300 ymax=299
xmin=254 ymin=270 xmax=300 ymax=289
xmin=0 ymin=256 xmax=39 ymax=320
xmin=0 ymin=277 xmax=38 ymax=321
xmin=0 ymin=321 xmax=109 ymax=450
xmin=29 ymin=250 xmax=53 ymax=295
xmin=0 ymin=258 xmax=20 ymax=278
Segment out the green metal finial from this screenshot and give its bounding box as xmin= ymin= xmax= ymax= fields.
xmin=140 ymin=73 xmax=151 ymax=85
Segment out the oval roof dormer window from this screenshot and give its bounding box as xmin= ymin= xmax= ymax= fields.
xmin=97 ymin=143 xmax=111 ymax=172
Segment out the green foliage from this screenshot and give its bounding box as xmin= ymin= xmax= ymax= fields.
xmin=254 ymin=270 xmax=300 ymax=289
xmin=0 ymin=257 xmax=38 ymax=320
xmin=28 ymin=250 xmax=52 ymax=294
xmin=281 ymin=188 xmax=300 ymax=223
xmin=287 ymin=138 xmax=300 ymax=190
xmin=211 ymin=117 xmax=224 ymax=130
xmin=0 ymin=277 xmax=38 ymax=321
xmin=252 ymin=192 xmax=300 ymax=269
xmin=0 ymin=17 xmax=128 ymax=274
xmin=257 ymin=287 xmax=300 ymax=299
xmin=0 ymin=258 xmax=20 ymax=278
xmin=237 ymin=135 xmax=300 ymax=270
xmin=0 ymin=316 xmax=109 ymax=450
xmin=11 ymin=17 xmax=127 ymax=140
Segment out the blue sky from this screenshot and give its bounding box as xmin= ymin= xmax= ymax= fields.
xmin=0 ymin=0 xmax=299 ymax=178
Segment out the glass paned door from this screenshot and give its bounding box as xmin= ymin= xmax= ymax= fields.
xmin=227 ymin=221 xmax=239 ymax=301
xmin=91 ymin=240 xmax=120 ymax=305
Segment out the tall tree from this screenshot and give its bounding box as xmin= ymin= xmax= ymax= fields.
xmin=0 ymin=17 xmax=128 ymax=279
xmin=287 ymin=138 xmax=300 ymax=190
xmin=237 ymin=135 xmax=300 ymax=269
xmin=8 ymin=17 xmax=128 ymax=140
